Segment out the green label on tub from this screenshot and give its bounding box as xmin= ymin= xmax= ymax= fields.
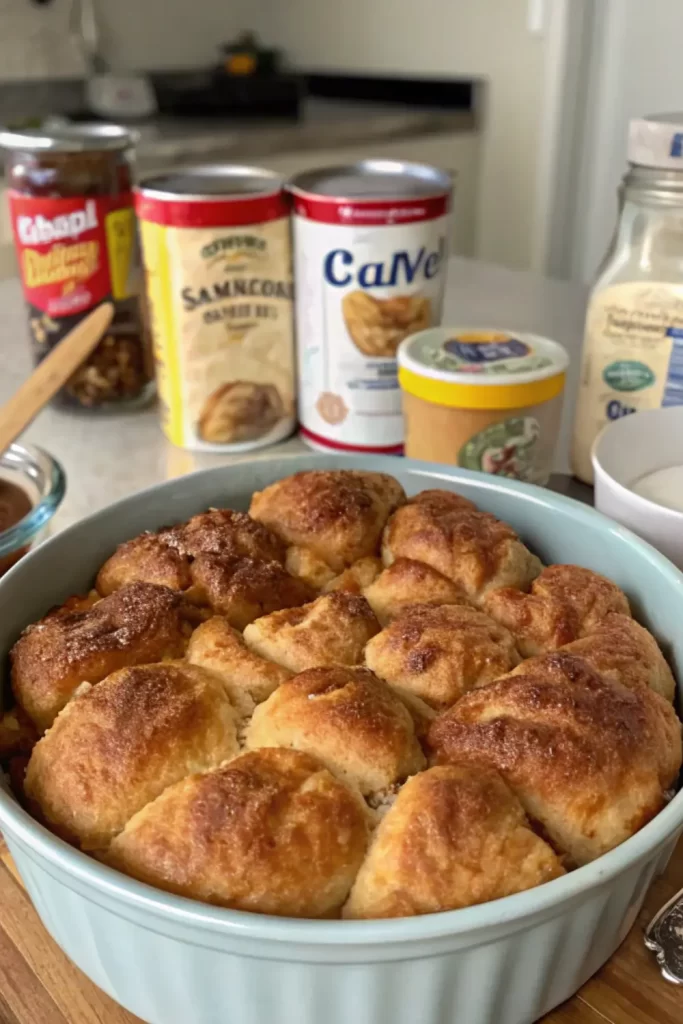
xmin=458 ymin=416 xmax=540 ymax=482
xmin=603 ymin=360 xmax=655 ymax=392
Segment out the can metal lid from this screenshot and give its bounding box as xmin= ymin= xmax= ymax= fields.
xmin=629 ymin=114 xmax=683 ymax=171
xmin=136 ymin=164 xmax=285 ymax=201
xmin=288 ymin=159 xmax=452 ymax=201
xmin=0 ymin=122 xmax=134 ymax=153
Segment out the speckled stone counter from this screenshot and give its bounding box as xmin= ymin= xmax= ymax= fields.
xmin=132 ymin=101 xmax=474 ymax=169
xmin=0 ymin=99 xmax=475 ymax=174
xmin=0 ymin=257 xmax=587 ymax=533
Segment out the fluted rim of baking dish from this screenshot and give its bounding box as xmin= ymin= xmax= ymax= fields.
xmin=1 ymin=455 xmax=683 ymax=946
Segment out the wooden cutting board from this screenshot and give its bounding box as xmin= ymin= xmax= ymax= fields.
xmin=0 ymin=836 xmax=681 ymax=1024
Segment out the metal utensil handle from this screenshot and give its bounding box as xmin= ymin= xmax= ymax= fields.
xmin=645 ymin=887 xmax=683 ymax=984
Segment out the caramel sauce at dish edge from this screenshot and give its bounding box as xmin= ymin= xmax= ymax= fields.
xmin=0 ymin=478 xmax=33 ymax=576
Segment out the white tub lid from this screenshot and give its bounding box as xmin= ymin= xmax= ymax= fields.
xmin=397 ymin=328 xmax=569 ymax=387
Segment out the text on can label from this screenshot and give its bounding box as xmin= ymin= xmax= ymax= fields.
xmin=606 ymin=399 xmax=636 ymax=420
xmin=17 ymin=199 xmax=99 ymax=244
xmin=323 ymin=240 xmax=444 ymax=288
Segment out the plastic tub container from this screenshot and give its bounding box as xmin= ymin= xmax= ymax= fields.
xmin=398 ymin=328 xmax=568 ymax=484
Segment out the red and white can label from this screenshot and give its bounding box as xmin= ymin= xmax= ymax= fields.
xmin=292 ymin=193 xmax=451 ymax=452
xmin=8 ymin=192 xmax=134 ymax=318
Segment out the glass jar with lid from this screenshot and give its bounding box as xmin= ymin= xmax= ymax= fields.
xmin=572 ymin=113 xmax=683 ymax=483
xmin=0 ymin=123 xmax=154 ymax=412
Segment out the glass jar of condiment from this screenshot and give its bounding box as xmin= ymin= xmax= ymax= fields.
xmin=0 ymin=124 xmax=154 ymax=412
xmin=572 ymin=113 xmax=683 ymax=483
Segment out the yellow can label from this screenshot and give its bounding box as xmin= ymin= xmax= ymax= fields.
xmin=105 ymin=206 xmax=138 ymax=300
xmin=139 ymin=215 xmax=295 ymax=451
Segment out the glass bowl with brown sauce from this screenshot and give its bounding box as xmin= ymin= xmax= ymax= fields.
xmin=0 ymin=443 xmax=65 ymax=577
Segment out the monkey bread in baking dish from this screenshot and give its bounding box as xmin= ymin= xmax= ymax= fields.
xmin=6 ymin=469 xmax=680 ymax=919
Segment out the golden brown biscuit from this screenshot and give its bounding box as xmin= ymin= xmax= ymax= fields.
xmin=365 ymin=604 xmax=520 ymax=711
xmin=11 ymin=583 xmax=190 ymax=732
xmin=187 ymin=616 xmax=292 ymax=716
xmin=342 ymin=291 xmax=431 ymax=358
xmin=108 ymin=748 xmax=368 ymax=917
xmin=556 ymin=613 xmax=675 ymax=702
xmin=96 ymin=510 xmax=285 ymax=598
xmin=382 ymin=490 xmax=541 ymax=605
xmin=343 ymin=764 xmax=564 ymax=918
xmin=96 ymin=533 xmax=192 ymax=596
xmin=24 ymin=662 xmax=238 ymax=851
xmin=285 ymin=545 xmax=338 ymax=589
xmin=246 ymin=666 xmax=425 ymax=795
xmin=243 ymin=592 xmax=381 ymax=673
xmin=163 ymin=509 xmax=286 ymax=564
xmin=323 ymin=557 xmax=383 ymax=594
xmin=249 ymin=470 xmax=406 ymax=572
xmin=188 ymin=555 xmax=315 ymax=630
xmin=404 ymin=489 xmax=478 ymax=515
xmin=483 ymin=564 xmax=631 ymax=657
xmin=95 ymin=511 xmax=310 ymax=626
xmin=363 ymin=558 xmax=469 ymax=625
xmin=428 ymin=653 xmax=682 ymax=865
xmin=198 ymin=381 xmax=284 ymax=444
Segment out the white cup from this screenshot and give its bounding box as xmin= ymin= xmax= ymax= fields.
xmin=592 ymin=406 xmax=683 ymax=569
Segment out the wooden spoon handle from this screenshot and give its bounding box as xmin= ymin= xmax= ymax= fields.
xmin=0 ymin=302 xmax=114 ymax=454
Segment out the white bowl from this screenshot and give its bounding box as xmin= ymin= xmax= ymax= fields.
xmin=1 ymin=452 xmax=683 ymax=1024
xmin=593 ymin=407 xmax=683 ymax=569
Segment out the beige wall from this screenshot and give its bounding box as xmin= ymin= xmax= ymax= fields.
xmin=0 ymin=0 xmax=84 ymax=78
xmin=96 ymin=0 xmax=250 ymax=71
xmin=571 ymin=0 xmax=683 ymax=281
xmin=0 ymin=0 xmax=250 ymax=79
xmin=249 ymin=0 xmax=563 ymax=271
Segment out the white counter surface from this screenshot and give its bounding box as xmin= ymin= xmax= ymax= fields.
xmin=0 ymin=257 xmax=588 ymax=532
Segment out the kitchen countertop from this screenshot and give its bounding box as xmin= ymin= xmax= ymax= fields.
xmin=131 ymin=99 xmax=475 ymax=167
xmin=0 ymin=99 xmax=475 ymax=174
xmin=0 ymin=255 xmax=588 ymax=532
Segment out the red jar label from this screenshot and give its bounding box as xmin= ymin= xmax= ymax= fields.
xmin=8 ymin=192 xmax=134 ymax=317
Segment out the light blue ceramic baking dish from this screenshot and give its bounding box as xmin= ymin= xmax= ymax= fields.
xmin=0 ymin=453 xmax=681 ymax=1024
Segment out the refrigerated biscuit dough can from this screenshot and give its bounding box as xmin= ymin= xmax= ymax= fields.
xmin=135 ymin=165 xmax=295 ymax=452
xmin=289 ymin=160 xmax=453 ymax=453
